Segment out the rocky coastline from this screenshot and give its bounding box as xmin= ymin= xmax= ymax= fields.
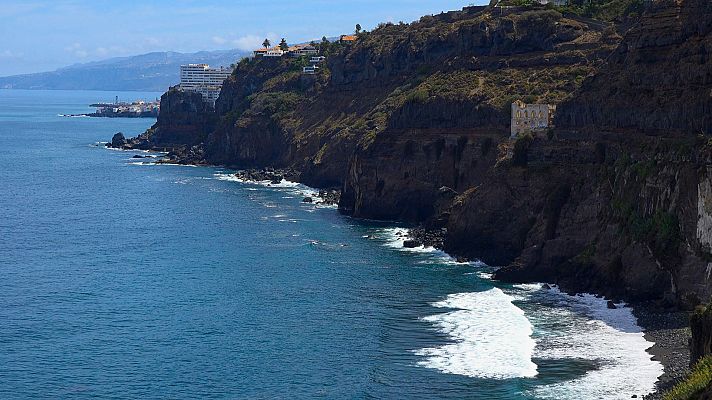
xmin=107 ymin=133 xmax=693 ymax=397
xmin=106 ymin=139 xmax=343 ymax=206
xmin=106 ymin=0 xmax=712 ymax=395
xmin=400 ymin=225 xmax=692 ymax=399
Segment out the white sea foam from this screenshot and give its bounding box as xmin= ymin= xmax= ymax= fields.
xmin=126 ymin=161 xmax=198 ymax=167
xmin=391 ymin=238 xmax=659 ymax=398
xmin=415 ymin=288 xmax=538 ymax=379
xmin=509 ymin=285 xmax=663 ymax=399
xmin=378 ymin=227 xmax=477 ymax=265
xmin=213 ymin=173 xmax=337 ymax=208
xmin=104 ymin=146 xmax=155 ymax=153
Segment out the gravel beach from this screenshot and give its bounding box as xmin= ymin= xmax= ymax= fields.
xmin=636 ymin=306 xmax=691 ymax=399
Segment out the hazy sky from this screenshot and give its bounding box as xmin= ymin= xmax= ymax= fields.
xmin=0 ymin=0 xmax=487 ymax=77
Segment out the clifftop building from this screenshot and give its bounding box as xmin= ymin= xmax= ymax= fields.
xmin=510 ymin=100 xmax=556 ymax=138
xmin=179 ymin=64 xmax=231 ymax=106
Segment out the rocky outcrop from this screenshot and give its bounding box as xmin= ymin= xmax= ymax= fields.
xmin=445 ymin=134 xmax=712 ymax=305
xmin=698 ymin=169 xmax=712 ymax=253
xmin=691 ymin=305 xmax=712 ymax=365
xmin=342 ymin=130 xmax=502 ymax=222
xmin=148 ymin=88 xmax=216 ymax=147
xmin=110 ymin=132 xmax=126 ymax=148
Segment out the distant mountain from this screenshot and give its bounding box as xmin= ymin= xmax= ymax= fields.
xmin=0 ymin=49 xmax=249 ymax=92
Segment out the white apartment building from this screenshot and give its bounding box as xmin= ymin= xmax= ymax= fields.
xmin=179 ymin=64 xmax=232 ymax=106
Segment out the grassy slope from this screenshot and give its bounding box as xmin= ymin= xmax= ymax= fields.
xmin=664 ymin=356 xmax=712 ymax=400
xmin=218 ymin=5 xmax=611 ymax=163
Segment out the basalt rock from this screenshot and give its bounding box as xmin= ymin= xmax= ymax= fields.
xmin=149 ymin=88 xmax=217 ymax=148
xmin=110 ymin=132 xmax=127 ymax=148
xmin=691 ymin=305 xmax=712 ymax=365
xmin=556 ymin=0 xmax=712 ymax=134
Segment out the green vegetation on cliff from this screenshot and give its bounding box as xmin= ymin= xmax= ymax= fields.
xmin=664 ymin=355 xmax=712 ymax=400
xmin=557 ymin=0 xmax=645 ymax=21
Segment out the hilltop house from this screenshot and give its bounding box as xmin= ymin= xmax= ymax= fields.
xmin=537 ymin=0 xmax=568 ymax=5
xmin=310 ymin=56 xmax=326 ymax=64
xmin=254 ymin=43 xmax=319 ymax=58
xmin=264 ymin=48 xmax=286 ymax=57
xmin=510 ymin=100 xmax=556 ymax=138
xmin=289 ymin=44 xmax=319 ymax=57
xmin=253 ymin=47 xmax=286 ymax=57
xmin=340 ymin=35 xmax=357 ymax=44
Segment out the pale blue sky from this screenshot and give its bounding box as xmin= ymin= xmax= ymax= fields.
xmin=0 ymin=1 xmax=486 ymax=76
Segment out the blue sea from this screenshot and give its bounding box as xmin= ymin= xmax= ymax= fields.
xmin=0 ymin=89 xmax=663 ymax=399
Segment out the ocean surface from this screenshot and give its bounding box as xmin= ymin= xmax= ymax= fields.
xmin=0 ymin=89 xmax=663 ymax=399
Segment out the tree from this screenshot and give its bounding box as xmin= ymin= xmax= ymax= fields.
xmin=319 ymin=36 xmax=330 ymax=55
xmin=279 ymin=38 xmax=288 ymax=51
xmin=355 ymin=24 xmax=362 ymax=34
xmin=262 ymin=38 xmax=271 ymax=49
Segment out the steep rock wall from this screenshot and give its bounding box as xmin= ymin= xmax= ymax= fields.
xmin=556 ymin=0 xmax=712 ymax=133
xmin=698 ymin=168 xmax=712 ymax=253
xmin=148 ymin=89 xmax=216 ymax=147
xmin=342 ymin=129 xmax=502 ymax=222
xmin=447 ymin=134 xmax=712 ymax=305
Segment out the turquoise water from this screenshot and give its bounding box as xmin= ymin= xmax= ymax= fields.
xmin=0 ymin=89 xmax=662 ymax=399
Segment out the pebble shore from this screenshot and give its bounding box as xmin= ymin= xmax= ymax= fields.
xmin=404 ymin=226 xmax=692 ymax=399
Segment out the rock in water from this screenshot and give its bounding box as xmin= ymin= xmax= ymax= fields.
xmin=111 ymin=132 xmax=127 ymax=148
xmin=403 ymin=239 xmax=420 ymax=248
xmin=302 ymin=197 xmax=313 ymax=203
xmin=607 ymin=300 xmax=617 ymax=309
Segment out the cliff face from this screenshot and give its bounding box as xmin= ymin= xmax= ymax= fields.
xmin=556 ymin=0 xmax=712 ymax=133
xmin=341 ymin=129 xmax=501 ymax=222
xmin=447 ymin=134 xmax=712 ymax=304
xmin=148 ymin=89 xmax=216 ymax=147
xmin=441 ymin=0 xmax=712 ymax=306
xmin=134 ymin=1 xmax=712 ymax=308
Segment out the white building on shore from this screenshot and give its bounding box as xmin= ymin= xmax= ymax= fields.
xmin=179 ymin=64 xmax=232 ymax=106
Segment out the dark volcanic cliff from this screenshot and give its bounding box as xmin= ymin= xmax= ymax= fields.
xmin=149 ymin=89 xmax=216 ymax=147
xmin=134 ymin=0 xmax=712 ymax=311
xmin=556 ymin=0 xmax=712 ymax=134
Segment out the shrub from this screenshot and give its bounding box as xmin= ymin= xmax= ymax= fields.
xmin=631 ymin=159 xmax=656 ymax=179
xmin=512 ymin=133 xmax=534 ymax=167
xmin=664 ymin=355 xmax=712 ymax=400
xmin=405 ymin=88 xmax=429 ymax=104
